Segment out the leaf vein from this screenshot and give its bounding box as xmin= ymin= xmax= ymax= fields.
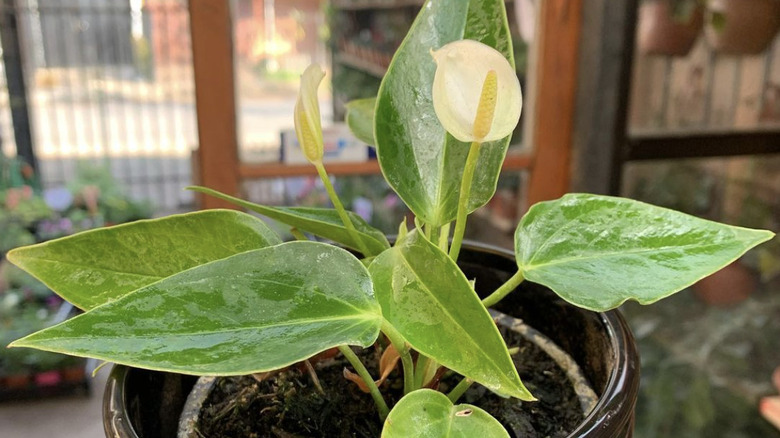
xmin=31 ymin=314 xmax=380 ymax=343
xmin=396 ymin=250 xmax=508 ymax=382
xmin=524 ymin=240 xmax=745 ymax=271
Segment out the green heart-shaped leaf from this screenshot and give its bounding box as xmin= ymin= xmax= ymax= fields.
xmin=515 ymin=194 xmax=776 ymax=311
xmin=10 ymin=242 xmax=382 ymax=375
xmin=370 ymin=230 xmax=533 ymax=400
xmin=189 ymin=186 xmax=389 ymax=256
xmin=7 ymin=210 xmax=281 ymax=310
xmin=345 ymin=97 xmax=377 ymax=147
xmin=375 ymin=0 xmax=514 ymax=226
xmin=382 ymin=389 xmax=509 ymax=438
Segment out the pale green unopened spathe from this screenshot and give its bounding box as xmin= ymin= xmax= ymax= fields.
xmin=294 ymin=64 xmax=325 ymax=164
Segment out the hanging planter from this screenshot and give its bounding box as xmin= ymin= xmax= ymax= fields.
xmin=638 ymin=0 xmax=704 ymax=56
xmin=692 ymin=260 xmax=758 ymax=307
xmin=704 ymin=0 xmax=780 ymax=55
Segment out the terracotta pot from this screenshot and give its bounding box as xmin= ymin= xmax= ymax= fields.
xmin=3 ymin=373 xmax=31 ymax=389
xmin=705 ymin=0 xmax=780 ymax=54
xmin=102 ymin=243 xmax=640 ymax=438
xmin=638 ymin=0 xmax=704 ymax=56
xmin=692 ymin=261 xmax=757 ymax=307
xmin=61 ymin=365 xmax=87 ymax=383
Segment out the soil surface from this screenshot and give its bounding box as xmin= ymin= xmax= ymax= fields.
xmin=197 ymin=327 xmax=585 ymax=438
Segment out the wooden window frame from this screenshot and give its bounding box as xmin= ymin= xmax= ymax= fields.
xmin=189 ymin=0 xmax=585 ymax=210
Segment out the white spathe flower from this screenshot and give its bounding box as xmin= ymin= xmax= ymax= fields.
xmin=294 ymin=64 xmax=326 ymax=164
xmin=431 ymin=39 xmax=522 ymax=143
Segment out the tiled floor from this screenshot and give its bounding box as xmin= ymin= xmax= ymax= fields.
xmin=0 ymin=366 xmax=109 ymax=437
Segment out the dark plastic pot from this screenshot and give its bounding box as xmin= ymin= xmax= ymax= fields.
xmin=103 ymin=243 xmax=640 ymax=438
xmin=104 ymin=365 xmax=198 ymax=438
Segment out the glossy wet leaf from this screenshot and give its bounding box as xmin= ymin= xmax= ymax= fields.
xmin=370 ymin=230 xmax=533 ymax=400
xmin=7 ymin=210 xmax=281 ymax=310
xmin=10 ymin=242 xmax=382 ymax=375
xmin=189 ymin=186 xmax=389 ymax=256
xmin=345 ymin=97 xmax=377 ymax=146
xmin=382 ymin=389 xmax=509 ymax=438
xmin=515 ymin=194 xmax=776 ymax=311
xmin=375 ymin=0 xmax=515 ymax=226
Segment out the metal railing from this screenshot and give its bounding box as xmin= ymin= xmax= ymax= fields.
xmin=0 ymin=0 xmax=196 ymax=213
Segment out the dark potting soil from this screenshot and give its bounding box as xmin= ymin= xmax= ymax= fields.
xmin=197 ymin=327 xmax=585 ymax=438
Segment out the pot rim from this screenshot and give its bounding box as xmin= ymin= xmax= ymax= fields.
xmin=103 ymin=365 xmax=136 ymax=437
xmin=103 ymin=240 xmax=640 ymax=438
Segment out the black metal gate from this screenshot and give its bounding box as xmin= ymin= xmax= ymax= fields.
xmin=0 ymin=0 xmax=196 ymax=213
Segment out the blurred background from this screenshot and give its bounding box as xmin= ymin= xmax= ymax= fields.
xmin=0 ymin=0 xmax=778 ymax=436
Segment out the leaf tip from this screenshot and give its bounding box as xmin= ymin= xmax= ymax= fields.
xmin=514 ymin=388 xmax=537 ymax=402
xmin=5 ymin=246 xmax=29 ymax=267
xmin=759 ymin=229 xmax=776 ymax=241
xmin=6 ymin=337 xmax=28 ymax=350
xmin=5 ymin=247 xmax=19 ymax=262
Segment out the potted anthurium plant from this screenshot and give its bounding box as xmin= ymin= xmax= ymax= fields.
xmin=5 ymin=1 xmax=775 ymax=437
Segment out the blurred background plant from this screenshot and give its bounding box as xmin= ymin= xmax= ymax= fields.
xmin=66 ymin=161 xmax=154 ymax=227
xmin=1 ymin=154 xmax=153 ymax=392
xmin=628 ymin=156 xmax=779 ymax=294
xmin=0 ymin=154 xmax=49 ymax=256
xmin=623 ymin=154 xmax=780 ymax=437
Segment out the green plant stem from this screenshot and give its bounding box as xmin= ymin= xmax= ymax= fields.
xmin=428 ymin=224 xmax=441 ymax=246
xmin=447 ymin=377 xmax=473 ymax=403
xmin=338 ymin=345 xmax=390 ymax=420
xmin=382 ymin=320 xmax=415 ymax=394
xmin=449 ymin=141 xmax=481 ymax=261
xmin=91 ymin=360 xmax=110 ymax=377
xmin=438 ymin=222 xmax=451 ymax=253
xmin=314 ymin=162 xmax=370 ymax=256
xmin=481 ymin=270 xmax=525 ymax=308
xmin=414 ymin=355 xmax=430 ymax=388
xmin=396 ymin=218 xmax=409 ymax=244
xmin=290 ymin=227 xmax=308 ymax=241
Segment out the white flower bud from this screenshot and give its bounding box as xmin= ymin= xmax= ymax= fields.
xmin=294 ymin=64 xmax=326 ymax=164
xmin=431 ymin=40 xmax=522 ymax=143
